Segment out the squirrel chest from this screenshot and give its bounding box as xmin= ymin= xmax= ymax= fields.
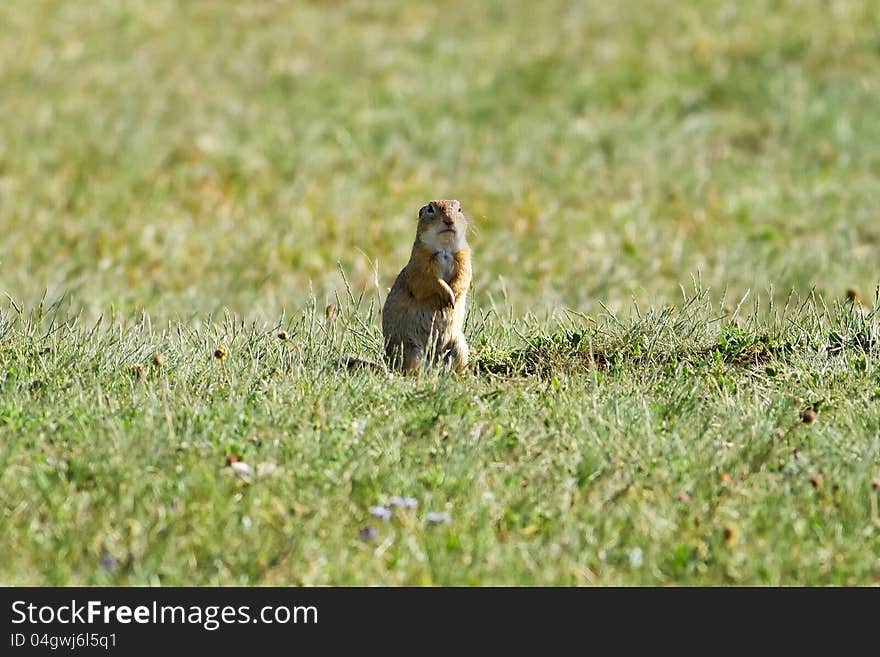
xmin=434 ymin=249 xmax=456 ymax=282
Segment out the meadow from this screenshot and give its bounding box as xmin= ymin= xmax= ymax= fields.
xmin=0 ymin=0 xmax=878 ymax=584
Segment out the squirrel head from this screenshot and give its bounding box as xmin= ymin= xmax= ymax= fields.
xmin=416 ymin=199 xmax=467 ymax=251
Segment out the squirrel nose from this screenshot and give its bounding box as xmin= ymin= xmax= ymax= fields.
xmin=443 ymin=218 xmax=454 ymax=225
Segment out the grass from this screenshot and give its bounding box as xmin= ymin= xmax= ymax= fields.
xmin=1 ymin=0 xmax=879 ymax=584
xmin=1 ymin=290 xmax=879 ymax=585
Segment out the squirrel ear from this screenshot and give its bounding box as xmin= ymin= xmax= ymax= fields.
xmin=418 ymin=204 xmax=428 ymax=219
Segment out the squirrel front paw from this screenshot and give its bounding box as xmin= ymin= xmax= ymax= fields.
xmin=439 ymin=281 xmax=456 ymax=308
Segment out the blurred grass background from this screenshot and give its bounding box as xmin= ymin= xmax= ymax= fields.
xmin=2 ymin=0 xmax=878 ymax=321
xmin=2 ymin=1 xmax=880 ymax=586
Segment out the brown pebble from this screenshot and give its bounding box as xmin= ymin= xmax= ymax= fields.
xmin=277 ymin=331 xmax=289 ymax=340
xmin=723 ymin=526 xmax=738 ymax=545
xmin=809 ymin=473 xmax=821 ymax=489
xmin=802 ymin=409 xmax=818 ymax=424
xmin=845 ymin=288 xmax=862 ymax=304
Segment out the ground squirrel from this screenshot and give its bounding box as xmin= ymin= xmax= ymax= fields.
xmin=382 ymin=199 xmax=472 ymax=373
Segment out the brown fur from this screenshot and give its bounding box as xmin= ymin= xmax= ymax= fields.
xmin=382 ymin=200 xmax=472 ymax=374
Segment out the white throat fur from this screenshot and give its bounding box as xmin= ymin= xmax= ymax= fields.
xmin=420 ymin=226 xmax=465 ymax=253
xmin=420 ymin=227 xmax=465 ymax=280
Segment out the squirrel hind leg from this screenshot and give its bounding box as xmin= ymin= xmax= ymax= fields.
xmin=402 ymin=344 xmax=424 ymax=375
xmin=386 ymin=340 xmax=424 ymax=375
xmin=444 ymin=335 xmax=469 ymax=374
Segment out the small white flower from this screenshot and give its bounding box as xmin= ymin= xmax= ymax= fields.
xmin=369 ymin=506 xmax=391 ymax=521
xmin=388 ymin=496 xmax=418 ymax=509
xmin=231 ymin=461 xmax=253 ymax=482
xmin=256 ymin=462 xmax=280 ymax=478
xmin=426 ymin=512 xmax=451 ymax=525
xmin=629 ymin=547 xmax=643 ymax=569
